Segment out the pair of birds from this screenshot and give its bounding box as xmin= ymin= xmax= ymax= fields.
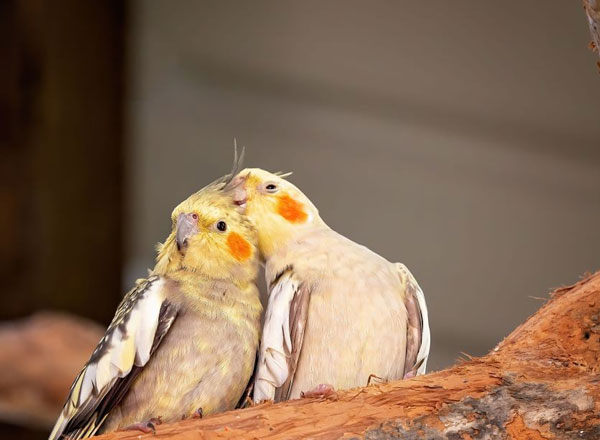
xmin=49 ymin=164 xmax=431 ymax=440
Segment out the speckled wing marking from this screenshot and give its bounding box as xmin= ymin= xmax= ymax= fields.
xmin=48 ymin=276 xmax=179 ymax=440
xmin=253 ymin=268 xmax=311 ymax=403
xmin=397 ymin=263 xmax=431 ymax=377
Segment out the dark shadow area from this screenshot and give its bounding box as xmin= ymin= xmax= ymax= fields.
xmin=0 ymin=1 xmax=126 ymax=437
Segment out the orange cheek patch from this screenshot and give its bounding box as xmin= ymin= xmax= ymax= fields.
xmin=227 ymin=232 xmax=252 ymax=261
xmin=277 ymin=194 xmax=308 ymax=223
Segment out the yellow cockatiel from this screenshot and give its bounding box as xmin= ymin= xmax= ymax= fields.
xmin=230 ymin=168 xmax=430 ymax=403
xmin=49 ymin=173 xmax=262 ymax=439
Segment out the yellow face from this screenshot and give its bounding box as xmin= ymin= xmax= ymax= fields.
xmin=230 ymin=168 xmax=322 ymax=257
xmin=155 ymin=188 xmax=258 ymax=280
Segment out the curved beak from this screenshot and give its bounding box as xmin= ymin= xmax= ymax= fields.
xmin=176 ymin=213 xmax=199 ymax=251
xmin=230 ymin=174 xmax=248 ymax=210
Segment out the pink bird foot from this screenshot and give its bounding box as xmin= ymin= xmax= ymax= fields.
xmin=300 ymin=383 xmax=338 ymax=400
xmin=121 ymin=417 xmax=162 ymax=434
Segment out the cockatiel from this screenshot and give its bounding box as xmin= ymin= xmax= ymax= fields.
xmin=49 ymin=174 xmax=262 ymax=440
xmin=229 ymin=168 xmax=430 ymax=403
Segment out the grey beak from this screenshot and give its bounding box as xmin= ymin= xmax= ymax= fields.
xmin=230 ymin=174 xmax=248 ymax=210
xmin=176 ymin=213 xmax=199 ymax=251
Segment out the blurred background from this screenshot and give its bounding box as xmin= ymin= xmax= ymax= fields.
xmin=1 ymin=1 xmax=599 ymax=438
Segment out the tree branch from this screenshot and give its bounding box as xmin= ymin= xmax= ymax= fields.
xmin=90 ymin=271 xmax=600 ymax=439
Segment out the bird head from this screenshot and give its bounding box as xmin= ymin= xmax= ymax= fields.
xmin=154 ymin=179 xmax=258 ymax=281
xmin=229 ymin=168 xmax=324 ymax=258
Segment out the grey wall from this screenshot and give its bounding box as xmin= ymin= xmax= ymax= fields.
xmin=126 ymin=1 xmax=600 ymax=370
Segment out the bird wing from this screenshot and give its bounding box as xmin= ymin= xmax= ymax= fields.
xmin=396 ymin=263 xmax=431 ymax=377
xmin=48 ymin=276 xmax=179 ymax=440
xmin=253 ymin=267 xmax=311 ymax=403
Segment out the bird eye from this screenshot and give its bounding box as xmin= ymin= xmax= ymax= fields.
xmin=265 ymin=183 xmax=278 ymax=193
xmin=216 ymin=221 xmax=227 ymax=232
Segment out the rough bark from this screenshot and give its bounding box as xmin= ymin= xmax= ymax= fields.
xmin=85 ymin=271 xmax=600 ymax=440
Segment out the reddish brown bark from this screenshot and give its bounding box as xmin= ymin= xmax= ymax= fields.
xmin=86 ymin=271 xmax=600 ymax=440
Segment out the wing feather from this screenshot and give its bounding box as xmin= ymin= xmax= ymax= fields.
xmin=397 ymin=263 xmax=431 ymax=377
xmin=48 ymin=276 xmax=178 ymax=440
xmin=253 ymin=268 xmax=311 ymax=403
xmin=277 ymin=277 xmax=311 ymax=401
xmin=133 ymin=289 xmax=163 ymax=365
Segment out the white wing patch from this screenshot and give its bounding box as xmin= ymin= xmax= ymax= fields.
xmin=253 ymin=271 xmax=300 ymax=403
xmin=414 ymin=282 xmax=430 ymax=375
xmin=49 ymin=277 xmax=168 ymax=440
xmin=134 ymin=290 xmax=163 ymax=365
xmin=88 ymin=280 xmax=163 ymax=395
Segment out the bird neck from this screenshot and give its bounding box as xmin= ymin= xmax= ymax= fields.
xmin=163 ymin=265 xmax=256 ymax=290
xmin=259 ymin=221 xmax=329 ymax=260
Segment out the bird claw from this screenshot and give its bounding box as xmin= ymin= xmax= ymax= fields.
xmin=366 ymin=374 xmax=387 ymax=386
xmin=240 ymin=396 xmax=255 ymax=408
xmin=300 ymin=383 xmax=338 ymax=400
xmin=121 ymin=417 xmax=162 ymax=434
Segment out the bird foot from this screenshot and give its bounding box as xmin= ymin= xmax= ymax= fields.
xmin=300 ymin=383 xmax=338 ymax=400
xmin=241 ymin=395 xmax=256 ymax=408
xmin=121 ymin=417 xmax=162 ymax=434
xmin=404 ymin=371 xmax=417 ymax=379
xmin=366 ymin=374 xmax=387 ymax=386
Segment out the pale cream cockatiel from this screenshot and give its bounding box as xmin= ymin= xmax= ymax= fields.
xmin=49 ymin=171 xmax=262 ymax=440
xmin=230 ymin=168 xmax=430 ymax=402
